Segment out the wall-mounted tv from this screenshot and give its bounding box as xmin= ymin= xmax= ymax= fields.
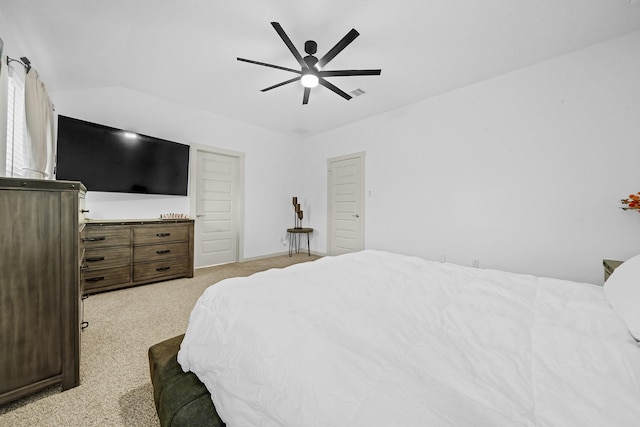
xmin=56 ymin=116 xmax=190 ymax=196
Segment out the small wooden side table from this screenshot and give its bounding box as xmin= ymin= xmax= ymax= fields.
xmin=287 ymin=228 xmax=313 ymax=256
xmin=603 ymin=259 xmax=624 ymax=282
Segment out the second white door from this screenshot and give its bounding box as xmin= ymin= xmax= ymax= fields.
xmin=328 ymin=152 xmax=365 ymax=255
xmin=195 ymin=151 xmax=240 ymax=266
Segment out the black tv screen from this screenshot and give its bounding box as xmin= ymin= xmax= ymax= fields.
xmin=56 ymin=116 xmax=190 ymax=196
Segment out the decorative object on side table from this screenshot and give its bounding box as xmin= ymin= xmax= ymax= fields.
xmin=292 ymin=196 xmax=303 ymax=229
xmin=620 ymin=191 xmax=640 ymax=212
xmin=289 ymin=196 xmax=312 ymax=256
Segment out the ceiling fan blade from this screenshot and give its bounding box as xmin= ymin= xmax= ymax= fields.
xmin=319 ymin=69 xmax=382 ymax=77
xmin=318 ymin=78 xmax=352 ymax=100
xmin=237 ymin=57 xmax=301 ymax=74
xmin=316 ymin=29 xmax=359 ymax=69
xmin=261 ymin=76 xmax=301 ymax=92
xmin=271 ymin=22 xmax=307 ymax=69
xmin=302 ymin=87 xmax=311 ymax=105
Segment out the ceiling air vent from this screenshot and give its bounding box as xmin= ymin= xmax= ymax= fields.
xmin=350 ymin=88 xmax=366 ymax=97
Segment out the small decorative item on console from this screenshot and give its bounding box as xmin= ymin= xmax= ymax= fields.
xmin=160 ymin=213 xmax=189 ymax=219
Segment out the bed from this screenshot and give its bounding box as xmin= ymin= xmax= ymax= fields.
xmin=168 ymin=250 xmax=640 ymax=426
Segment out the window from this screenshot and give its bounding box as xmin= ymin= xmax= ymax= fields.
xmin=5 ymin=66 xmax=26 ymax=177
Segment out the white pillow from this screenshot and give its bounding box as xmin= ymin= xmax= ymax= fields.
xmin=604 ymin=254 xmax=640 ymax=340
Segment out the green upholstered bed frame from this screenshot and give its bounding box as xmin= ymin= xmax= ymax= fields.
xmin=148 ymin=334 xmax=225 ymax=427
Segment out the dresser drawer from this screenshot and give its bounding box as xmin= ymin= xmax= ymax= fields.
xmin=81 ymin=266 xmax=131 ymax=292
xmin=133 ymin=259 xmax=189 ymax=282
xmin=133 ymin=224 xmax=189 ymax=245
xmin=83 ymin=246 xmax=131 ymax=270
xmin=133 ymin=242 xmax=188 ymax=263
xmin=82 ymin=227 xmax=131 ymax=248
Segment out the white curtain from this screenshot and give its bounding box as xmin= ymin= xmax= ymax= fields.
xmin=0 ymin=48 xmax=8 ymax=176
xmin=23 ymin=68 xmax=55 ymax=179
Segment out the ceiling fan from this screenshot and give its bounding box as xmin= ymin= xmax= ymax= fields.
xmin=237 ymin=22 xmax=381 ymax=105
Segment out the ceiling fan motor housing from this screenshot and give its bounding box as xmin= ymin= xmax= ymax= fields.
xmin=304 ymin=55 xmax=318 ymax=69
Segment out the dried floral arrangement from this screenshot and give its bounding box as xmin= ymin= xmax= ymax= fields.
xmin=620 ymin=192 xmax=640 ymax=212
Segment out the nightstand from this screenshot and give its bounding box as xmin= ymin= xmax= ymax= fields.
xmin=603 ymin=259 xmax=624 ymax=282
xmin=287 ymin=227 xmax=313 ymax=256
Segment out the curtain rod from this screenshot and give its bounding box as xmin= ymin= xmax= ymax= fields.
xmin=6 ymin=56 xmax=31 ymax=73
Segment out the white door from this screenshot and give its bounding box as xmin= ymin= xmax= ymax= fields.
xmin=328 ymin=153 xmax=365 ymax=255
xmin=195 ymin=151 xmax=240 ymax=266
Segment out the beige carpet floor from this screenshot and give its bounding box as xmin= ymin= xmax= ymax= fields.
xmin=0 ymin=253 xmax=320 ymax=426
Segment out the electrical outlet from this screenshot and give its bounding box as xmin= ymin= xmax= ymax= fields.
xmin=472 ymin=259 xmax=480 ymax=268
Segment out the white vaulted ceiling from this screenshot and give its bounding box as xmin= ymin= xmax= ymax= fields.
xmin=1 ymin=0 xmax=639 ymax=136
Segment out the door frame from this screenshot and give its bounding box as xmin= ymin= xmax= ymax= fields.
xmin=327 ymin=151 xmax=365 ymax=255
xmin=189 ymin=144 xmax=245 ymax=266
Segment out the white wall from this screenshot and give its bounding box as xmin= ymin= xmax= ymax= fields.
xmin=5 ymin=7 xmax=640 ymax=280
xmin=302 ymin=31 xmax=640 ymax=284
xmin=2 ymin=8 xmax=302 ymax=261
xmin=52 ymin=86 xmax=303 ymax=259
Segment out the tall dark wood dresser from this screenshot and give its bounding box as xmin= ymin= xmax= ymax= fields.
xmin=0 ymin=177 xmax=85 ymax=404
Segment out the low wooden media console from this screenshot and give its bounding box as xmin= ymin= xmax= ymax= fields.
xmin=82 ymin=219 xmax=194 ymax=295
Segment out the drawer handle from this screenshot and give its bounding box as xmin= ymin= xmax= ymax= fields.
xmin=156 ymin=266 xmax=171 ymax=272
xmin=156 ymin=233 xmax=171 ymax=237
xmin=82 ymin=236 xmax=106 ymax=242
xmin=80 ymin=209 xmax=90 ymax=213
xmin=85 ymin=256 xmax=105 ymax=262
xmin=80 ymin=265 xmax=89 ymax=271
xmin=85 ymin=276 xmax=105 ymax=283
xmin=156 ymin=250 xmax=171 ymax=254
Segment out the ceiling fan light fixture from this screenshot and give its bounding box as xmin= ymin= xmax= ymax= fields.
xmin=301 ymin=72 xmax=319 ymax=88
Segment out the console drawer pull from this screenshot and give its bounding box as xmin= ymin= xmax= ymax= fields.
xmin=156 ymin=250 xmax=171 ymax=255
xmin=82 ymin=236 xmax=106 ymax=242
xmin=85 ymin=276 xmax=105 ymax=283
xmin=156 ymin=233 xmax=171 ymax=237
xmin=85 ymin=256 xmax=105 ymax=262
xmin=156 ymin=266 xmax=171 ymax=272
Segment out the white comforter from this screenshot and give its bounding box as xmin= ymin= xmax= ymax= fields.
xmin=178 ymin=250 xmax=640 ymax=426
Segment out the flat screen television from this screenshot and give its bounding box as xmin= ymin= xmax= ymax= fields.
xmin=56 ymin=116 xmax=190 ymax=196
